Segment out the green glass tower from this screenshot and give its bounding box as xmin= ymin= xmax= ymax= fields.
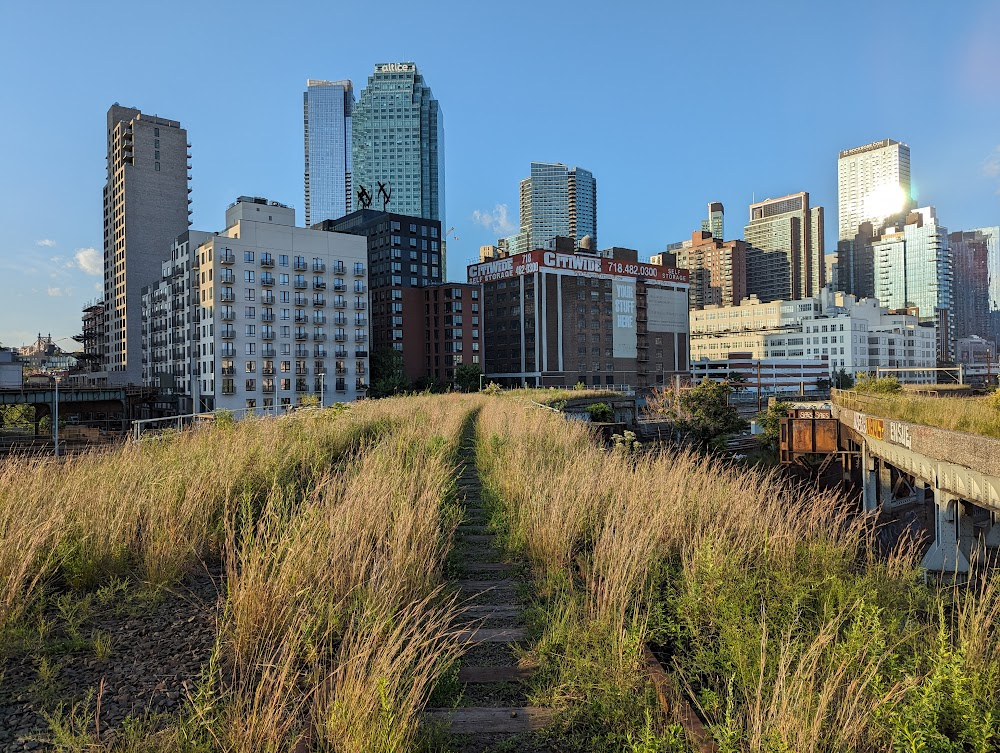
xmin=351 ymin=62 xmax=444 ymax=227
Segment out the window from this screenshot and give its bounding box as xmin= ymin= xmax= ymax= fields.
xmin=246 ymin=361 xmax=256 ymax=373
xmin=279 ymin=255 xmax=289 ymax=267
xmin=246 ymin=379 xmax=256 ymax=391
xmin=244 ymin=251 xmax=254 ymax=263
xmin=245 ymin=289 xmax=255 ymax=301
xmin=280 ymin=273 xmax=289 ymax=285
xmin=244 ymin=270 xmax=255 ymax=282
xmin=154 ymin=162 xmax=160 ymax=172
xmin=245 ymin=306 xmax=256 ymax=318
xmin=245 ymin=343 xmax=256 ymax=355
xmin=245 ymin=325 xmax=256 ymax=337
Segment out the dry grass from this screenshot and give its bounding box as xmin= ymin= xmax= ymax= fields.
xmin=835 ymin=388 xmax=1000 ymax=439
xmin=475 ymin=396 xmax=1000 ymax=749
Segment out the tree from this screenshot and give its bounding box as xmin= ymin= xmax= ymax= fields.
xmin=727 ymin=371 xmax=749 ymax=393
xmin=756 ymin=400 xmax=792 ymax=446
xmin=832 ymin=369 xmax=855 ymax=389
xmin=369 ymin=348 xmax=410 ymax=398
xmin=647 ymin=379 xmax=748 ymax=449
xmin=455 ymin=363 xmax=482 ymax=393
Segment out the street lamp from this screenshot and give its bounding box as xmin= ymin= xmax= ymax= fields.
xmin=318 ymin=371 xmax=325 ymax=408
xmin=53 ymin=375 xmax=62 ymax=457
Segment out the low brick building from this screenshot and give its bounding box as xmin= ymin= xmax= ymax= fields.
xmin=401 ymin=283 xmax=481 ymax=387
xmin=470 ymin=243 xmax=690 ymax=388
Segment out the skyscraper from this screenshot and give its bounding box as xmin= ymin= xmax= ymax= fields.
xmin=701 ymin=202 xmax=724 ymax=239
xmin=950 ymin=227 xmax=1000 ymax=343
xmin=351 ymin=63 xmax=444 ymax=227
xmin=502 ymin=162 xmax=597 ymax=253
xmin=303 ymin=79 xmax=354 ymax=226
xmin=873 ymin=207 xmax=953 ymax=360
xmin=837 ymin=138 xmax=912 ymax=241
xmin=743 ymin=192 xmax=824 ymax=300
xmin=103 ymin=104 xmax=190 ymax=384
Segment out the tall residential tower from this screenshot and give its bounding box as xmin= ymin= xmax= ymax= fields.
xmin=351 ymin=63 xmax=444 ymax=228
xmin=502 ymin=162 xmax=597 ymax=254
xmin=103 ymin=104 xmax=190 ymax=384
xmin=743 ymin=192 xmax=824 ymax=300
xmin=303 ymin=79 xmax=354 ymax=226
xmin=837 ymin=138 xmax=912 ymax=241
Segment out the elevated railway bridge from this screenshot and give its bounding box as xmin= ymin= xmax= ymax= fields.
xmin=780 ymin=392 xmax=1000 ymax=575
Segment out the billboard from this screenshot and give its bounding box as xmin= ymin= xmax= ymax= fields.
xmin=612 ymin=279 xmax=637 ymax=358
xmin=468 ymin=250 xmax=689 ymax=285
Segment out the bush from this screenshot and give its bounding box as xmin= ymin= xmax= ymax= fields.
xmin=586 ymin=402 xmax=614 ymax=422
xmin=855 ymin=374 xmax=902 ymax=395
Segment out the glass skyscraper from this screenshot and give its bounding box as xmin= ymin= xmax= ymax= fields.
xmin=873 ymin=207 xmax=953 ymax=360
xmin=351 ymin=63 xmax=444 ymax=227
xmin=502 ymin=162 xmax=597 ymax=252
xmin=837 ymin=138 xmax=912 ymax=241
xmin=303 ymin=79 xmax=354 ymax=226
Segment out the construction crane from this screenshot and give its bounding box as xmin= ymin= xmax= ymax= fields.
xmin=445 ymin=226 xmax=458 ymax=241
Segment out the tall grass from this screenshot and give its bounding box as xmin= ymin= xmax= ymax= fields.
xmin=835 ymin=389 xmax=1000 ymax=440
xmin=476 ymin=397 xmax=1000 ymax=750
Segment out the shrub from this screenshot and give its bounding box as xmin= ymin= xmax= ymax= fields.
xmin=586 ymin=402 xmax=614 ymax=423
xmin=855 ymin=373 xmax=903 ymax=395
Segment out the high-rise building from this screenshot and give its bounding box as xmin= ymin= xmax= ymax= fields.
xmin=351 ymin=63 xmax=444 ymax=229
xmin=471 ymin=242 xmax=689 ymax=388
xmin=873 ymin=207 xmax=953 ymax=360
xmin=103 ymin=105 xmax=191 ymax=384
xmin=837 ymin=138 xmax=912 ymax=241
xmin=949 ymin=227 xmax=999 ymax=343
xmin=142 ymin=197 xmax=371 ymax=411
xmin=701 ymin=201 xmax=724 ymax=239
xmin=501 ymin=162 xmax=597 ymax=253
xmin=303 ymin=79 xmax=354 ymax=226
xmin=743 ymin=192 xmax=825 ymax=299
xmin=670 ymin=231 xmax=747 ymax=310
xmin=316 ymin=209 xmax=443 ymax=359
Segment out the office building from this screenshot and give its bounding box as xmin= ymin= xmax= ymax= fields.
xmin=701 ymin=202 xmax=724 ymax=239
xmin=838 ymin=138 xmax=912 ymax=241
xmin=316 ymin=210 xmax=442 ymax=358
xmin=471 ymin=240 xmax=690 ymax=388
xmin=873 ymin=207 xmax=953 ymax=360
xmin=303 ymin=79 xmax=354 ymax=226
xmin=950 ymin=227 xmax=1000 ymax=343
xmin=103 ymin=105 xmax=191 ymax=384
xmin=743 ymin=192 xmax=825 ymax=299
xmin=141 ymin=197 xmax=370 ymax=412
xmin=401 ymin=283 xmax=482 ymax=387
xmin=501 ymin=162 xmax=597 ymax=253
xmin=351 ymin=63 xmax=444 ymax=228
xmin=689 ymin=289 xmax=936 ymax=381
xmin=669 ymin=231 xmax=747 ymax=309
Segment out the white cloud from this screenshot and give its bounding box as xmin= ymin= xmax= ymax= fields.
xmin=36 ymin=239 xmax=57 ymax=247
xmin=472 ymin=203 xmax=517 ymax=235
xmin=73 ymin=247 xmax=102 ymax=276
xmin=47 ymin=287 xmax=68 ymax=297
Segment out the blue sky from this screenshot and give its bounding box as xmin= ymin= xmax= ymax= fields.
xmin=2 ymin=0 xmax=999 ymax=348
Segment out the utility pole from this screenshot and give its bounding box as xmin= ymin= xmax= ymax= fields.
xmin=756 ymin=360 xmax=762 ymax=413
xmin=52 ymin=375 xmax=61 ymax=457
xmin=318 ymin=371 xmax=325 ymax=408
xmin=987 ymin=349 xmax=993 ymax=388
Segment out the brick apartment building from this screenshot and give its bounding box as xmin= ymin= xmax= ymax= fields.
xmin=470 ymin=241 xmax=690 ymax=388
xmin=401 ymin=283 xmax=481 ymax=386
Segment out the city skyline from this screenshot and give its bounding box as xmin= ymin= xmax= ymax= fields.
xmin=2 ymin=0 xmax=1000 ymax=346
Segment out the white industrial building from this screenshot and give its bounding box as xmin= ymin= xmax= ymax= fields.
xmin=142 ymin=196 xmax=369 ymax=413
xmin=690 ymin=289 xmax=937 ymax=383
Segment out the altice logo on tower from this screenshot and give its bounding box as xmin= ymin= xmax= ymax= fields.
xmin=378 ymin=63 xmax=414 ymax=73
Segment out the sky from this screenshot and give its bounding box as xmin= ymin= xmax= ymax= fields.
xmin=2 ymin=0 xmax=999 ymax=349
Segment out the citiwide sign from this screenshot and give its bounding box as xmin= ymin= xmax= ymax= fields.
xmin=467 ymin=250 xmax=689 ymax=284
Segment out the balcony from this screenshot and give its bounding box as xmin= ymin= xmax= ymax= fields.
xmin=261 ymin=311 xmax=275 ymax=322
xmin=261 ymin=255 xmax=274 ymax=268
xmin=313 ymin=297 xmax=326 ymax=307
xmin=220 ymin=251 xmax=235 ymax=265
xmin=295 ymin=331 xmax=308 ymax=341
xmin=355 ymin=349 xmax=368 ymax=358
xmin=294 ymin=279 xmax=307 ymax=289
xmin=262 ymin=367 xmax=275 ymax=376
xmin=295 ymin=296 xmax=308 ymax=307
xmin=295 ymin=368 xmax=309 ymax=376
xmin=333 ymin=262 xmax=346 ymax=274
xmin=334 ymin=314 xmax=347 ymax=326
xmin=220 ymin=345 xmax=237 ymax=358
xmin=314 ymin=348 xmax=327 ymax=358
xmin=333 ymin=282 xmax=346 ymax=292
xmin=219 ymin=270 xmax=235 ymax=284
xmin=313 ymin=333 xmax=327 ymax=342
xmin=295 ymin=347 xmax=310 ymax=358
xmin=313 ymin=262 xmax=326 ymax=273
xmin=355 ymin=316 xmax=367 ymax=326
xmin=354 ymin=264 xmax=365 ymax=276
xmin=262 ymin=292 xmax=275 ymax=304
xmin=355 ymin=333 xmax=368 ymax=343
xmin=262 ymin=330 xmax=275 ymax=341
xmin=261 ymin=275 xmax=275 ymax=287
xmin=220 ymin=327 xmax=236 ymax=339
xmin=356 ymin=380 xmax=368 ymax=391
xmin=220 ymin=291 xmax=235 ymax=302
xmin=335 ymin=333 xmax=347 ymax=342
xmin=335 ymin=348 xmax=348 ymax=358
xmin=313 ymin=313 xmax=327 ymax=325
xmin=296 ymin=381 xmax=308 ymax=393
xmin=335 ymin=367 xmax=348 ymax=376
xmin=334 ymin=298 xmax=346 ymax=309
xmin=354 ymin=282 xmax=366 ymax=294
xmin=355 ymin=301 xmax=367 ymax=311
xmin=294 ymin=259 xmax=307 ymax=271
xmin=222 ymin=385 xmax=236 ymax=395
xmin=313 ymin=280 xmax=326 ymax=290
xmin=262 ymin=382 xmax=275 ymax=394
xmin=221 ymin=366 xmax=235 ymax=376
